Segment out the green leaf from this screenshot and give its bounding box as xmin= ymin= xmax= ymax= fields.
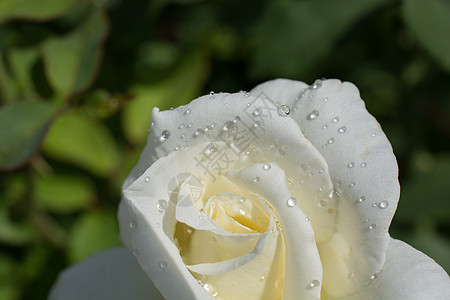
xmin=0 ymin=209 xmax=37 ymax=246
xmin=42 ymin=110 xmax=120 ymax=177
xmin=250 ymin=0 xmax=391 ymax=78
xmin=33 ymin=173 xmax=96 ymax=213
xmin=67 ymin=209 xmax=120 ymax=263
xmin=122 ymin=50 xmax=208 ymax=144
xmin=0 ymin=101 xmax=59 ymax=170
xmin=0 ymin=0 xmax=80 ymax=24
xmin=396 ymin=155 xmax=450 ymax=222
xmin=41 ymin=7 xmax=108 ymax=99
xmin=7 ymin=47 xmax=39 ymax=99
xmin=403 ymin=0 xmax=450 ymax=73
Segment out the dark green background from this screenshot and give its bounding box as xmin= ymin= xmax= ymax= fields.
xmin=0 ymin=0 xmax=449 ymax=299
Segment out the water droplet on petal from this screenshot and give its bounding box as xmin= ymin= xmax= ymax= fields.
xmin=263 ymin=163 xmax=271 ymax=171
xmin=350 ymin=182 xmax=356 ymax=187
xmin=378 ymin=201 xmax=389 ymax=209
xmin=332 ymin=117 xmax=339 ymax=123
xmin=203 ymin=283 xmax=219 ymax=297
xmin=323 ymin=97 xmax=329 ymax=102
xmin=357 ymin=196 xmax=366 ymax=203
xmin=209 ymin=91 xmax=215 ymax=99
xmin=253 ymin=107 xmax=262 ymax=117
xmin=305 ymin=216 xmax=310 ymax=222
xmin=347 ymin=162 xmax=355 ymax=168
xmin=286 ymin=197 xmax=297 ymax=207
xmin=278 ymin=145 xmax=287 ymax=155
xmin=253 ymin=176 xmax=260 ymax=183
xmin=328 ymin=138 xmax=335 ymax=144
xmin=145 ymin=176 xmax=150 ymax=182
xmin=160 ymin=130 xmax=170 ymax=141
xmin=338 ymin=126 xmax=347 ymax=133
xmin=311 ymin=79 xmax=322 ymax=89
xmin=369 ymin=224 xmax=376 ymax=230
xmin=260 ymin=274 xmax=266 ymax=281
xmin=244 ymin=92 xmax=250 ymax=98
xmin=129 ymin=221 xmax=136 ymax=229
xmin=178 ymin=124 xmax=185 ymax=129
xmin=223 ymin=121 xmax=235 ymax=131
xmin=329 ymin=188 xmax=340 ymax=199
xmin=371 ymin=132 xmax=377 ymax=137
xmin=187 ymin=123 xmax=193 ymax=128
xmin=157 ymin=200 xmax=168 ymax=212
xmin=184 ymin=108 xmax=191 ymax=115
xmin=307 ymin=110 xmax=320 ymax=120
xmin=309 ymin=280 xmax=320 ymax=288
xmin=277 ymin=105 xmax=290 ymax=116
xmin=159 ymin=261 xmax=168 ymax=269
xmin=133 ymin=249 xmax=140 ymax=257
xmin=194 ymin=128 xmax=204 ymax=137
xmin=361 ymin=162 xmax=367 ymax=168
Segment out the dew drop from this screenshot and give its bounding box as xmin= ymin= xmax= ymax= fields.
xmin=357 ymin=196 xmax=366 ymax=203
xmin=129 ymin=221 xmax=136 ymax=229
xmin=277 ymin=105 xmax=290 ymax=116
xmin=187 ymin=123 xmax=193 ymax=128
xmin=203 ymin=283 xmax=219 ymax=297
xmin=260 ymin=274 xmax=266 ymax=281
xmin=322 ymin=124 xmax=328 ymax=129
xmin=253 ymin=108 xmax=262 ymax=117
xmin=159 ymin=261 xmax=168 ymax=269
xmin=332 ymin=117 xmax=339 ymax=123
xmin=338 ymin=126 xmax=347 ymax=133
xmin=361 ymin=162 xmax=367 ymax=168
xmin=347 ymin=162 xmax=355 ymax=168
xmin=329 ymin=188 xmax=340 ymax=199
xmin=209 ymin=91 xmax=215 ymax=99
xmin=278 ymin=145 xmax=287 ymax=155
xmin=253 ymin=176 xmax=260 ymax=183
xmin=286 ymin=197 xmax=297 ymax=207
xmin=327 ymin=138 xmax=335 ymax=144
xmin=160 ymin=130 xmax=170 ymax=141
xmin=378 ymin=201 xmax=389 ymax=209
xmin=307 ymin=110 xmax=320 ymax=120
xmin=133 ymin=249 xmax=140 ymax=257
xmin=371 ymin=132 xmax=377 ymax=137
xmin=157 ymin=200 xmax=168 ymax=212
xmin=311 ymin=79 xmax=322 ymax=89
xmin=253 ymin=121 xmax=260 ymax=128
xmin=263 ymin=163 xmax=271 ymax=171
xmin=244 ymin=92 xmax=250 ymax=98
xmin=305 ymin=216 xmax=310 ymax=222
xmin=222 ymin=121 xmax=234 ymax=132
xmin=350 ymin=182 xmax=356 ymax=187
xmin=145 ymin=176 xmax=150 ymax=182
xmin=323 ymin=97 xmax=329 ymax=102
xmin=194 ymin=128 xmax=204 ymax=137
xmin=368 ymin=224 xmax=376 ymax=230
xmin=184 ymin=108 xmax=191 ymax=115
xmin=309 ymin=280 xmax=320 ymax=288
xmin=175 ymin=145 xmax=180 ymax=150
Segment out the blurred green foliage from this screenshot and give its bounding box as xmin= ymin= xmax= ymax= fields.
xmin=0 ymin=0 xmax=449 ymax=299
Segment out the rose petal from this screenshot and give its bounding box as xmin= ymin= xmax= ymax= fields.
xmin=251 ymin=79 xmax=400 ymax=297
xmin=229 ymin=162 xmax=323 ymax=300
xmin=328 ymin=239 xmax=450 ymax=300
xmin=48 ymin=248 xmax=164 ymax=300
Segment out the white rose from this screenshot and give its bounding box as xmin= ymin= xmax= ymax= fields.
xmin=49 ymin=79 xmax=450 ymax=300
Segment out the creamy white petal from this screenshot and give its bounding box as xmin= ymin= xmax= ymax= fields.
xmin=327 ymin=238 xmax=450 ymax=300
xmin=229 ymin=162 xmax=323 ymax=300
xmin=48 ymin=248 xmax=164 ymax=300
xmin=251 ymin=79 xmax=400 ymax=297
